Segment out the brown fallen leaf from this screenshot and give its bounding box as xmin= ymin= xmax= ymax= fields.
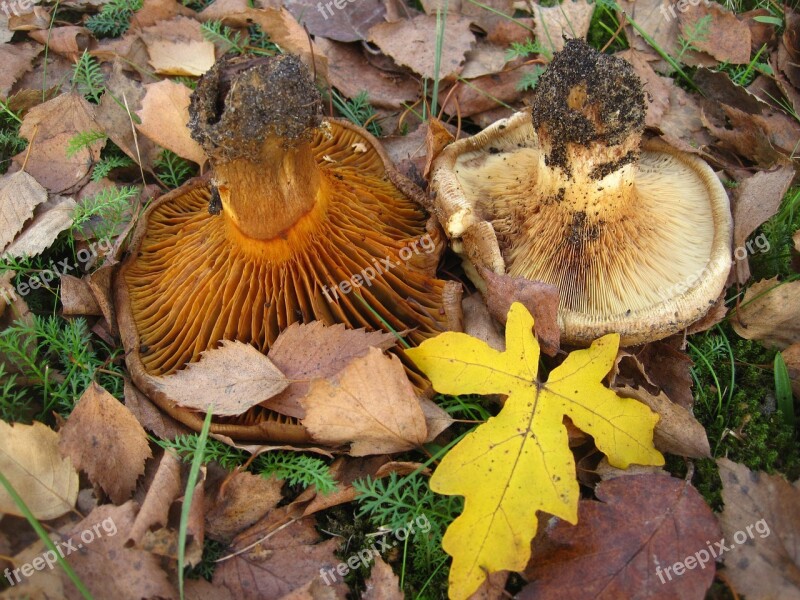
xmin=618 ymin=49 xmax=670 ymax=127
xmin=462 ymin=292 xmax=505 ymax=352
xmin=58 ymin=502 xmax=177 ymax=599
xmin=731 ymin=166 xmax=794 ymax=283
xmin=124 ymin=378 xmax=192 ymax=440
xmin=479 ymin=268 xmax=560 ymax=357
xmin=521 ymin=474 xmax=721 ymax=599
xmin=423 ymin=117 xmax=454 ymax=180
xmin=148 ymin=340 xmax=289 ymax=416
xmin=533 ymin=0 xmax=595 ymax=55
xmin=0 ymin=171 xmax=47 ymax=251
xmin=0 ymin=420 xmax=78 ymax=520
xmin=717 ymin=458 xmax=800 ymax=600
xmin=468 ymin=570 xmax=509 ymax=600
xmin=59 ymin=382 xmax=152 ymax=504
xmin=612 ymin=340 xmax=695 ymax=410
xmin=2 ymin=195 xmax=77 ymax=259
xmin=136 ymin=79 xmax=207 ymax=166
xmin=368 ymin=13 xmax=475 ymax=80
xmin=13 ymin=92 xmax=103 ymax=194
xmin=460 ymin=40 xmax=508 ymax=79
xmin=8 ymin=6 xmax=50 ymax=32
xmin=679 ymin=2 xmax=751 ymax=64
xmin=612 ymin=384 xmax=710 ymax=458
xmin=126 ymin=449 xmax=182 ymax=547
xmin=618 ymin=0 xmax=680 ymax=66
xmin=142 ymin=16 xmax=216 ymax=77
xmin=0 ymin=41 xmax=41 ymax=98
xmin=213 ymin=511 xmax=343 ymax=599
xmin=205 ymin=471 xmax=283 ymax=542
xmin=130 ymin=0 xmax=196 ymax=29
xmin=60 ymin=273 xmax=102 ymax=316
xmin=363 ymin=555 xmax=403 ymax=600
xmin=316 ymin=38 xmax=419 ymax=110
xmin=732 ymin=277 xmax=800 ymax=349
xmin=265 ymin=321 xmax=395 ymax=418
xmin=300 ymin=348 xmax=428 ymax=456
xmin=284 ymin=0 xmax=386 ymax=42
xmin=28 ymin=26 xmax=90 ymax=61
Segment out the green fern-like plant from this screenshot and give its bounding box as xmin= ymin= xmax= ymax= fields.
xmin=71 ymin=51 xmax=106 ymax=103
xmin=154 ymin=150 xmax=196 ymax=189
xmin=330 ymin=90 xmax=381 ymax=137
xmin=85 ymin=0 xmax=143 ymax=38
xmin=201 ymin=20 xmax=247 ymax=55
xmin=71 ymin=185 xmax=139 ymax=243
xmin=157 ymin=434 xmax=247 ymax=470
xmin=0 ymin=363 xmax=33 ymax=423
xmin=66 ymin=130 xmax=107 ymax=158
xmin=0 ymin=100 xmax=26 ymax=175
xmin=255 ymin=451 xmax=337 ymax=494
xmin=92 ymin=154 xmax=135 ymax=181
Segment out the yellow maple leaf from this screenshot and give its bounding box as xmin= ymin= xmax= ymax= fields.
xmin=406 ymin=302 xmax=664 ymax=600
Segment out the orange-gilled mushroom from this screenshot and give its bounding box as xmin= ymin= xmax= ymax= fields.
xmin=115 ymin=54 xmax=462 ymax=442
xmin=431 ymin=40 xmax=732 ymax=346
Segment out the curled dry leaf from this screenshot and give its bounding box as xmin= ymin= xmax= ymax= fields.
xmin=28 ymin=26 xmax=90 ymax=61
xmin=0 ymin=170 xmax=47 ymax=251
xmin=58 ymin=382 xmax=152 ymax=504
xmin=14 ymin=92 xmax=103 ymax=194
xmin=124 ymin=378 xmax=193 ymax=440
xmin=0 ymin=420 xmax=78 ymax=520
xmin=300 ymin=348 xmax=428 ymax=456
xmin=147 ymin=340 xmax=290 ymax=416
xmin=732 ymin=277 xmax=800 ymax=349
xmin=265 ymin=321 xmax=396 ymax=419
xmin=60 ymin=273 xmax=102 ymax=316
xmin=1 ymin=195 xmax=77 ymax=259
xmin=136 ymin=79 xmax=207 ymax=166
xmin=368 ymin=13 xmax=475 ymax=80
xmin=717 ymin=458 xmax=800 ymax=599
xmin=205 ymin=471 xmax=283 ymax=542
xmin=521 ymin=475 xmax=721 ymax=600
xmin=731 ymin=166 xmax=794 ymax=283
xmin=126 ymin=450 xmax=182 ymax=547
xmin=0 ymin=41 xmax=41 ymax=97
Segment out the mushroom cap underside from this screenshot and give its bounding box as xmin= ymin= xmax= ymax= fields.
xmin=116 ymin=119 xmax=460 ymax=441
xmin=432 ymin=110 xmax=733 ymax=346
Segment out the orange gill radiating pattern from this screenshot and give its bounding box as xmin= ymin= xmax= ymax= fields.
xmin=124 ymin=124 xmax=449 ymax=378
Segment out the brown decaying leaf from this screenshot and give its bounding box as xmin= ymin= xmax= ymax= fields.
xmin=368 ymin=13 xmax=475 ymax=80
xmin=479 ymin=268 xmax=560 ymax=357
xmin=533 ymin=0 xmax=595 ymax=54
xmin=126 ymin=449 xmax=182 ymax=547
xmin=213 ymin=510 xmax=343 ymax=599
xmin=438 ymin=63 xmax=540 ymax=117
xmin=614 ymin=340 xmax=695 ymax=410
xmin=717 ymin=458 xmax=800 ymax=600
xmin=420 ymin=396 xmax=455 ymax=442
xmin=618 ymin=49 xmax=670 ymax=127
xmin=316 ymin=38 xmax=419 ymax=110
xmin=148 ymin=340 xmax=290 ymax=416
xmin=265 ymin=321 xmax=395 ymax=418
xmin=136 ymin=79 xmax=207 ymax=166
xmin=468 ymin=570 xmax=509 ymax=600
xmin=0 ymin=420 xmax=78 ymax=520
xmin=521 ymin=474 xmax=721 ymax=600
xmin=423 ymin=118 xmax=454 ymax=180
xmin=731 ymin=166 xmax=794 ymax=283
xmin=13 ymin=93 xmax=103 ymax=194
xmin=141 ymin=16 xmax=216 ymax=77
xmin=124 ymin=378 xmax=193 ymax=440
xmin=2 ymin=195 xmax=77 ymax=259
xmin=130 ymin=0 xmax=196 ymax=29
xmin=611 ymin=384 xmax=710 ymax=458
xmin=0 ymin=171 xmax=47 ymax=251
xmin=28 ymin=26 xmax=89 ymax=61
xmin=283 ymin=0 xmax=386 ymax=43
xmin=460 ymin=40 xmax=508 ymax=80
xmin=363 ymin=555 xmax=403 ymax=600
xmin=678 ymin=2 xmax=751 ymax=64
xmin=0 ymin=41 xmax=41 ymax=98
xmin=462 ymin=292 xmax=505 ymax=352
xmin=618 ymin=0 xmax=680 ymax=63
xmin=300 ymin=348 xmax=428 ymax=456
xmin=60 ymin=274 xmax=102 ymax=316
xmin=205 ymin=471 xmax=283 ymax=542
xmin=59 ymin=382 xmax=152 ymax=504
xmin=732 ymin=277 xmax=800 ymax=349
xmin=59 ymin=502 xmax=177 ymax=599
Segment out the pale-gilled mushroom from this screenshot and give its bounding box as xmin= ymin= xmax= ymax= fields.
xmin=115 ymin=54 xmax=461 ymax=441
xmin=431 ymin=40 xmax=732 ymax=346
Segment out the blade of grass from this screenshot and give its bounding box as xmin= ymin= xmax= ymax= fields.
xmin=431 ymin=1 xmax=448 ymax=119
xmin=177 ymin=407 xmax=213 ymax=600
xmin=352 ymin=292 xmax=411 ymax=349
xmin=0 ymin=471 xmax=93 ymax=599
xmin=774 ymin=352 xmax=795 ymax=428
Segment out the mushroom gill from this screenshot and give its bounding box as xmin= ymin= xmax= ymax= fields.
xmin=431 ymin=40 xmax=732 ymax=346
xmin=115 ymin=54 xmax=461 ymax=441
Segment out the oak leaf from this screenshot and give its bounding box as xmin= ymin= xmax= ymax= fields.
xmin=406 ymin=302 xmax=664 ymax=599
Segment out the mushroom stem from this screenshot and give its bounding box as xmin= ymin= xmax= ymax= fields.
xmin=214 ymin=139 xmax=325 ymax=240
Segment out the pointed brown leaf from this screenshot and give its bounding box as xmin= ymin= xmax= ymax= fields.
xmin=0 ymin=171 xmax=47 ymax=252
xmin=732 ymin=277 xmax=800 ymax=349
xmin=363 ymin=555 xmax=403 ymax=600
xmin=59 ymin=382 xmax=151 ymax=504
xmin=127 ymin=450 xmax=182 ymax=546
xmin=205 ymin=471 xmax=283 ymax=542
